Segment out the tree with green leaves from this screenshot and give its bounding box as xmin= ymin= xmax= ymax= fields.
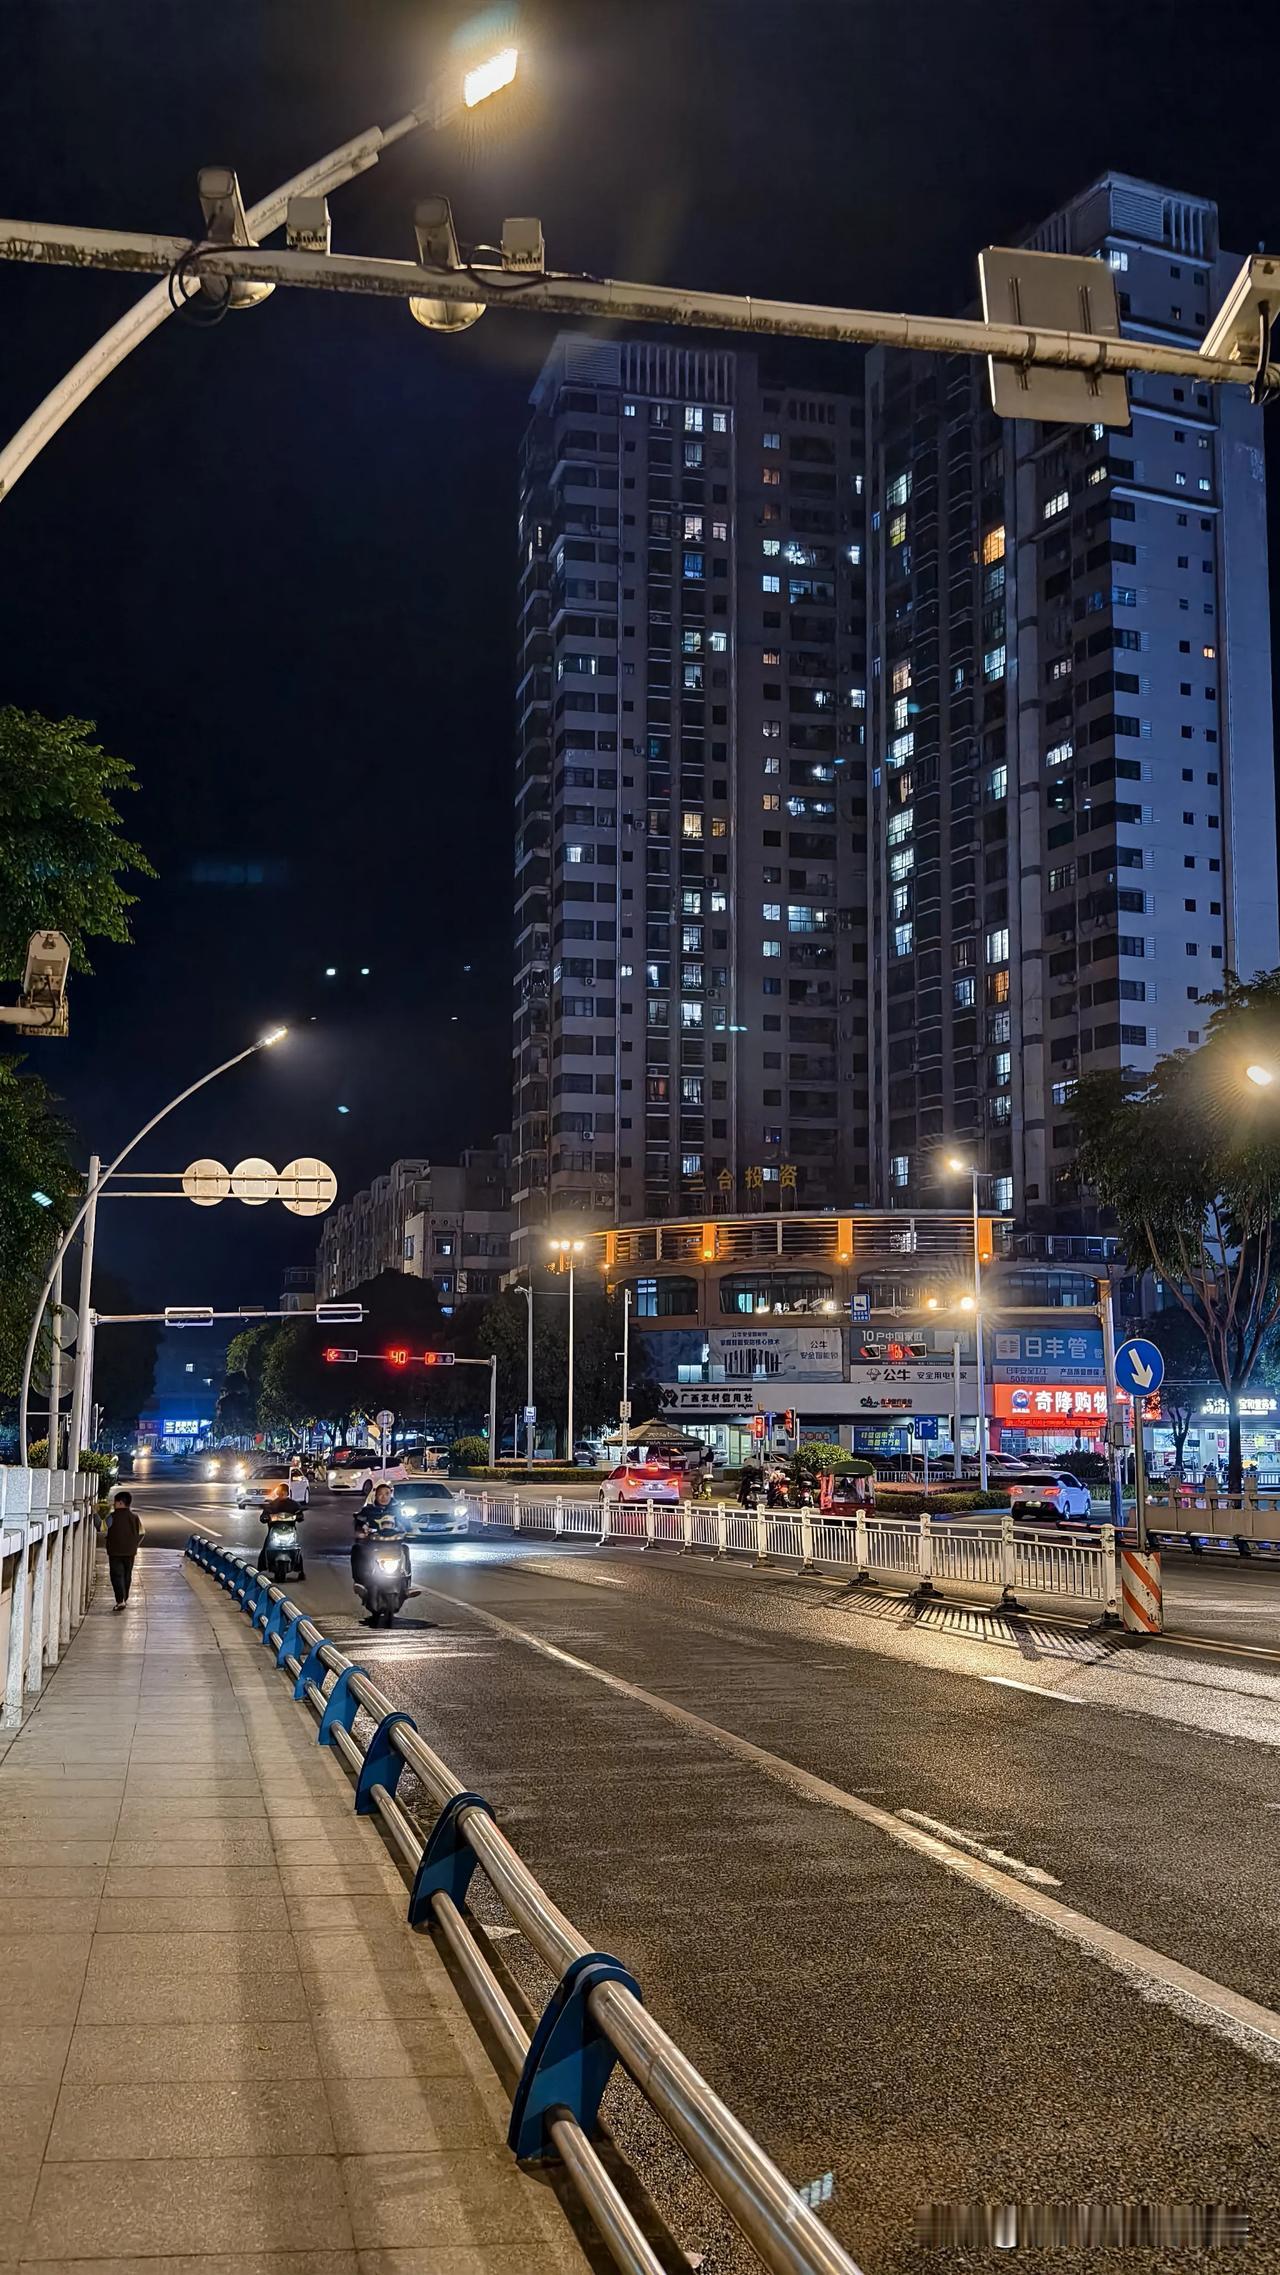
xmin=0 ymin=707 xmax=152 ymax=979
xmin=89 ymin=1268 xmax=159 ymax=1442
xmin=0 ymin=1056 xmax=79 ymax=1398
xmin=480 ymin=1280 xmax=657 ymax=1453
xmin=1072 ymin=971 xmax=1280 ymax=1491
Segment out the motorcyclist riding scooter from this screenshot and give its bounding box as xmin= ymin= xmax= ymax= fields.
xmin=257 ymin=1479 xmax=305 ymax=1581
xmin=351 ymin=1482 xmax=420 ymax=1627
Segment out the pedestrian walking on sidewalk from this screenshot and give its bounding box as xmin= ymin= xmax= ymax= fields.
xmin=104 ymin=1490 xmax=142 ymax=1609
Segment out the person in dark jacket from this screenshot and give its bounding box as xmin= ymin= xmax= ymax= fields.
xmin=104 ymin=1490 xmax=142 ymax=1609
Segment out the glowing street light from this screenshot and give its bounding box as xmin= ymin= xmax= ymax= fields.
xmin=463 ymin=46 xmax=519 ymax=107
xmin=1245 ymin=1063 xmax=1275 ymax=1088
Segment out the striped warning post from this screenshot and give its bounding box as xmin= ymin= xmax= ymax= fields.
xmin=1120 ymin=1545 xmax=1163 ymax=1633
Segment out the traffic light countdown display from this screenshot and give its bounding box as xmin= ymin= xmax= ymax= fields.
xmin=322 ymin=1349 xmax=457 ymax=1367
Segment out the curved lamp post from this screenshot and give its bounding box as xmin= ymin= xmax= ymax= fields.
xmin=18 ymin=1029 xmax=286 ymax=1462
xmin=0 ymin=48 xmax=517 ymax=506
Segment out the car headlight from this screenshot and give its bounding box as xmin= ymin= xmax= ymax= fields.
xmin=453 ymin=1501 xmax=469 ymax=1517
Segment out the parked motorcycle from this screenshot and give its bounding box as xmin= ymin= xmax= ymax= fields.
xmin=257 ymin=1492 xmax=305 ymax=1582
xmin=353 ymin=1529 xmax=420 ymax=1626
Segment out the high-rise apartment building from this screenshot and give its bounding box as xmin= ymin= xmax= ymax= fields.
xmin=512 ymin=338 xmax=868 ymax=1265
xmin=865 ymin=172 xmax=1277 ymax=1231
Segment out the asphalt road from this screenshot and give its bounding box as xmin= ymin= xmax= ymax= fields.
xmin=130 ymin=1479 xmax=1280 ymax=2274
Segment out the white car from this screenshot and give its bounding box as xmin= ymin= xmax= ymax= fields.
xmin=236 ymin=1461 xmax=295 ymax=1508
xmin=327 ymin=1453 xmax=408 ymax=1492
xmin=392 ymin=1481 xmax=471 ymax=1540
xmin=1008 ymin=1471 xmax=1094 ymax=1523
xmin=598 ymin=1463 xmax=682 ymax=1508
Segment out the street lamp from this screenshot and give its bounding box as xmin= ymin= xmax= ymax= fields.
xmin=547 ymin=1237 xmax=585 ymax=1460
xmin=945 ymin=1156 xmax=989 ymax=1494
xmin=1245 ymin=1063 xmax=1275 ymax=1088
xmin=18 ymin=1028 xmax=287 ymax=1462
xmin=620 ymin=1285 xmax=633 ymax=1467
xmin=515 ymin=1281 xmax=535 ymax=1466
xmin=0 ymin=47 xmax=519 ymax=505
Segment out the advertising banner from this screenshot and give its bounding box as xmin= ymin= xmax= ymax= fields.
xmin=708 ymin=1324 xmax=844 ymax=1381
xmin=992 ymin=1328 xmax=1104 ymax=1383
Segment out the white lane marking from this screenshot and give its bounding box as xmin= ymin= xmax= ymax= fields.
xmin=895 ymin=1809 xmax=1062 ymax=1889
xmin=420 ymin=1581 xmax=1280 ymax=2067
xmin=983 ymin=1674 xmax=1086 ymax=1703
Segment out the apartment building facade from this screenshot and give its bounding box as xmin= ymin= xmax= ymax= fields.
xmin=512 ymin=337 xmax=869 ymax=1268
xmin=315 ymin=1140 xmax=512 ymax=1310
xmin=865 ymin=172 xmax=1277 ymax=1231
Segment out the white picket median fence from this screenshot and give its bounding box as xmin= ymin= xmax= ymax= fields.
xmin=0 ymin=1467 xmax=102 ymax=1728
xmin=472 ymin=1490 xmax=1119 ymax=1617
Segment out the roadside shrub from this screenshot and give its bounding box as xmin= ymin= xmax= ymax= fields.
xmin=789 ymin=1439 xmax=860 ymax=1481
xmin=876 ymin=1487 xmax=994 ymax=1514
xmin=448 ymin=1434 xmax=492 ymax=1475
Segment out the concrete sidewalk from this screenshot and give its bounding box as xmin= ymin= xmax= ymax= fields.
xmin=0 ymin=1547 xmax=593 ymax=2273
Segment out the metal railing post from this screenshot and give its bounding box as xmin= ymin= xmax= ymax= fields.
xmin=554 ymin=1496 xmax=565 ymax=1537
xmin=715 ymin=1504 xmax=728 ymax=1556
xmin=480 ymin=1490 xmax=489 ymax=1528
xmin=644 ymin=1496 xmax=656 ymax=1548
xmin=57 ymin=1473 xmax=74 ymax=1647
xmin=512 ymin=1492 xmax=522 ymax=1534
xmin=2 ymin=1468 xmax=32 ymax=1729
xmin=917 ymin=1510 xmax=934 ymax=1591
xmin=854 ymin=1507 xmax=870 ymax=1577
xmin=754 ymin=1510 xmax=768 ymax=1565
xmin=1101 ymin=1522 xmax=1119 ymax=1620
xmin=799 ymin=1511 xmax=815 ymax=1570
xmin=43 ymin=1480 xmax=64 ymax=1669
xmin=25 ymin=1472 xmax=50 ymax=1694
xmin=1000 ymin=1508 xmax=1017 ymax=1596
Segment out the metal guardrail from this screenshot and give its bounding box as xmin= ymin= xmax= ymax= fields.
xmin=473 ymin=1493 xmax=1119 ymax=1615
xmin=184 ymin=1531 xmax=863 ymax=2275
xmin=1 ymin=1467 xmax=100 ymax=1728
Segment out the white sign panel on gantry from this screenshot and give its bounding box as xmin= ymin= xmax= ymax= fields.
xmin=708 ymin=1324 xmax=844 ymax=1381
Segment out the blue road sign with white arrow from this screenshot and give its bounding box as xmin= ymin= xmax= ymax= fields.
xmin=1114 ymin=1336 xmax=1165 ymax=1398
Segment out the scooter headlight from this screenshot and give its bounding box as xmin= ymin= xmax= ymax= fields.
xmin=376 ymin=1552 xmax=401 ymax=1572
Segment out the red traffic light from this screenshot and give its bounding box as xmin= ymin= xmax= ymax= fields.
xmin=423 ymin=1350 xmax=457 ymax=1366
xmin=386 ymin=1348 xmax=410 ymax=1367
xmin=750 ymin=1414 xmax=766 ymax=1439
xmin=323 ymin=1347 xmax=358 ymax=1365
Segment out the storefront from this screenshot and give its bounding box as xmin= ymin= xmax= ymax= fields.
xmin=1149 ymin=1394 xmax=1280 ymax=1479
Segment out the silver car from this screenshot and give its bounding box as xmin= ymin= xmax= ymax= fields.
xmin=393 ymin=1481 xmax=471 ymax=1540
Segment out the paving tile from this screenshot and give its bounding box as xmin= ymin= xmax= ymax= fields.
xmin=23 ymin=2155 xmax=355 ymax=2258
xmin=0 ymin=2025 xmax=73 ymax=2083
xmin=285 ymin=1896 xmax=410 ymax=1932
xmin=339 ymin=2152 xmax=549 ymax=2251
xmin=77 ymin=1972 xmax=312 ymax=2026
xmin=0 ymin=1839 xmax=113 ymax=1867
xmin=112 ymin=1815 xmax=269 ymax=1842
xmin=0 ymin=2157 xmax=39 ymax=2266
xmin=22 ymin=2258 xmax=356 ymax=2275
xmin=309 ymin=2016 xmax=474 ymax=2080
xmin=356 ymin=2251 xmax=587 ymax=2275
xmin=63 ymin=2021 xmax=319 ymax=2084
xmin=108 ymin=1835 xmax=276 ymax=1869
xmin=299 ymin=1975 xmax=453 ymax=2021
xmin=46 ymin=2081 xmax=335 ymax=2161
xmin=324 ymin=2076 xmax=497 ymax=2155
xmin=0 ymin=1935 xmax=90 ymax=2022
xmin=95 ymin=1894 xmax=290 ymax=1933
xmin=2 ymin=2082 xmax=60 ymax=2161
xmin=0 ymin=1897 xmax=98 ymax=1934
xmin=103 ymin=1867 xmax=284 ymax=1900
xmin=85 ymin=1929 xmax=297 ymax=1979
xmin=275 ymin=1866 xmax=404 ymax=1899
xmin=0 ymin=1868 xmax=104 ymax=1901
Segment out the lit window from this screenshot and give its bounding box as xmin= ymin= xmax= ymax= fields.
xmin=762 ymin=793 xmax=780 ymax=811
xmin=763 ymin=901 xmax=781 ymax=921
xmin=893 ymin=922 xmax=914 ymax=956
xmin=892 ymin=660 xmax=913 ymax=693
xmin=710 ymin=890 xmax=727 ymax=913
xmin=712 ymin=519 xmax=728 ymax=540
xmin=685 ymin=407 xmax=704 ymax=432
xmin=1107 ymin=249 xmax=1129 ymax=271
xmin=1043 ymin=490 xmax=1069 ymax=520
xmin=1174 ymin=471 xmax=1187 ymax=488
xmin=891 ymin=1154 xmax=910 ymax=1187
xmin=983 ymin=644 xmax=1006 ymax=681
xmin=763 ymin=939 xmax=781 ymax=959
xmin=763 ymin=647 xmax=781 ymax=665
xmin=684 ymin=442 xmax=703 ymax=467
xmin=762 ymin=467 xmax=781 ymax=487
xmin=987 ymin=764 xmax=1008 ymax=800
xmin=993 ymin=1175 xmax=1013 ymax=1210
xmin=889 ymin=731 xmax=914 ymax=765
xmin=1203 ymin=644 xmax=1216 ymax=658
xmin=887 ymin=807 xmax=913 ymax=844
xmin=1198 ymin=478 xmax=1212 ymax=493
xmin=763 ymin=720 xmax=781 ymax=739
xmin=623 ymin=402 xmax=637 ymax=417
xmin=886 ymin=471 xmax=911 ymax=509
xmin=681 ymin=963 xmax=703 ymax=990
xmin=565 ymin=844 xmax=586 ymax=864
xmin=892 ymin=883 xmax=911 ymax=920
xmin=762 ymin=573 xmax=781 ymax=593
xmin=889 ymin=847 xmax=914 ymax=883
xmin=849 ymin=685 xmax=866 ymax=708
xmin=683 ymin=663 xmax=703 ymax=690
xmin=620 ymin=963 xmax=633 ymax=978
xmin=893 ymin=695 xmax=909 ymax=731
xmin=684 ymin=513 xmax=703 ymax=541
xmin=847 ymin=543 xmax=862 ymax=565
xmin=986 ymin=926 xmax=1010 ymax=964
xmin=683 ymin=551 xmax=705 ymax=579
xmin=889 ymin=512 xmax=907 ymax=547
xmin=1087 ymin=464 xmax=1107 ymax=486
xmin=1046 ymin=739 xmax=1073 ymax=767
xmin=711 ymin=816 xmax=728 ymax=837
xmin=680 ymin=1000 xmax=703 ymax=1028
xmin=763 ymin=430 xmax=780 ymax=449
xmin=682 ymin=629 xmax=703 ymax=654
xmin=993 ymin=1050 xmax=1012 ymax=1086
xmin=681 ymin=1152 xmax=702 ymax=1177
xmin=763 ymin=538 xmax=781 ymax=556
xmin=710 ymin=631 xmax=728 ymax=652
xmin=681 ymin=811 xmax=703 ymax=839
xmin=712 ymin=410 xmax=728 ymax=433
xmin=953 ymin=975 xmax=975 ymax=1008
xmin=763 ymin=753 xmax=780 ymax=775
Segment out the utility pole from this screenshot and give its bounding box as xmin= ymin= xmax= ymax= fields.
xmin=46 ymin=1258 xmax=63 ymax=1470
xmin=951 ymin=1334 xmax=963 ymax=1482
xmin=67 ymin=1151 xmax=100 ymax=1466
xmin=1096 ymin=1273 xmax=1126 ymax=1531
xmin=620 ymin=1286 xmax=633 ymax=1468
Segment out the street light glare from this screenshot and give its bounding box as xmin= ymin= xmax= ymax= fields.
xmin=257 ymin=1026 xmax=288 ymax=1048
xmin=1245 ymin=1063 xmax=1275 ymax=1088
xmin=946 ymin=1154 xmax=970 ymax=1173
xmin=463 ymin=46 xmax=518 ymax=107
xmin=959 ymin=1294 xmax=976 ymax=1311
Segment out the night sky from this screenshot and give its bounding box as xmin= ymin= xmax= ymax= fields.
xmin=1 ymin=0 xmax=1277 ymax=1310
